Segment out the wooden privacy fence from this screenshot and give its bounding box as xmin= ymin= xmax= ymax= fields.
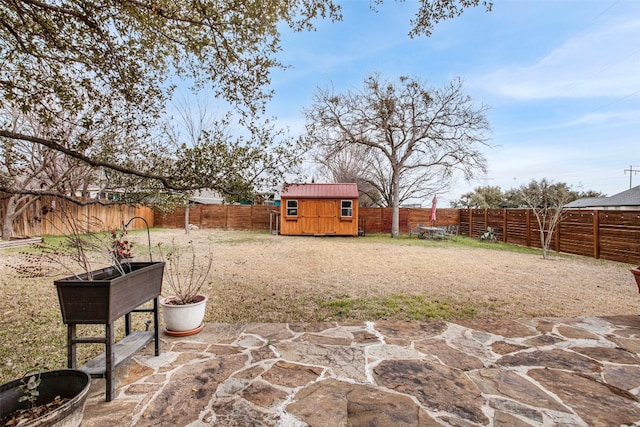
xmin=358 ymin=207 xmax=459 ymax=234
xmin=154 ymin=204 xmax=460 ymax=234
xmin=1 ymin=195 xmax=154 ymax=237
xmin=459 ymin=208 xmax=640 ymax=265
xmin=4 ymin=198 xmax=640 ymax=266
xmin=154 ymin=204 xmax=276 ymax=230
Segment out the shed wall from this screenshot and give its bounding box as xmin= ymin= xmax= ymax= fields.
xmin=280 ymin=198 xmax=359 ymax=236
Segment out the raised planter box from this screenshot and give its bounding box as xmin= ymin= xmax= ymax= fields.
xmin=55 ymin=261 xmax=165 ymax=401
xmin=54 ymin=262 xmax=164 ymax=324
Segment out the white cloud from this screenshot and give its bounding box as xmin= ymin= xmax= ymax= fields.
xmin=476 ymin=16 xmax=640 ymax=100
xmin=565 ymin=109 xmax=640 ymax=126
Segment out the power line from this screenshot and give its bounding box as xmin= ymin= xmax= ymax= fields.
xmin=551 ymin=1 xmax=639 ymax=102
xmin=588 ymin=88 xmax=640 ymax=114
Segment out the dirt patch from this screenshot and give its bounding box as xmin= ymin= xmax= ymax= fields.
xmin=144 ymin=229 xmax=638 ymax=323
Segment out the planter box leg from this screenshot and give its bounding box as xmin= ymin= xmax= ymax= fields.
xmin=67 ymin=324 xmax=77 ymax=369
xmin=125 ymin=312 xmax=131 ymax=336
xmin=154 ymin=297 xmax=160 ymax=356
xmin=106 ymin=322 xmax=115 ymax=402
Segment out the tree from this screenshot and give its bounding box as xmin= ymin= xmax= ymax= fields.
xmin=451 ymin=185 xmax=505 ymax=208
xmin=0 ymin=1 xmax=492 ymax=204
xmin=406 ymin=0 xmax=493 ymax=37
xmin=451 ymin=183 xmax=605 ymax=210
xmin=0 ymin=107 xmax=104 ymax=239
xmin=517 ymin=179 xmax=575 ymax=259
xmin=304 ymin=74 xmax=491 ymax=237
xmin=577 ymin=190 xmax=607 ymax=198
xmin=0 ymin=0 xmax=344 ymax=204
xmin=504 ymin=185 xmax=605 ymax=209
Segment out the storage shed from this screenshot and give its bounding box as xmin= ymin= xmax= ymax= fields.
xmin=279 ymin=183 xmax=359 ymax=236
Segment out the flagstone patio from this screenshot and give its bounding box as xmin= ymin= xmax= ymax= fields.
xmin=79 ymin=316 xmax=640 ymax=426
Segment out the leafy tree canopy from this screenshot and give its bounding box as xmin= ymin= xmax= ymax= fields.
xmin=0 ymin=0 xmax=492 ymax=203
xmin=451 ymin=185 xmax=504 ymax=208
xmin=451 ymin=183 xmax=606 ymax=209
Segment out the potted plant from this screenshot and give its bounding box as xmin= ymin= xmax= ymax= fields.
xmin=480 ymin=226 xmax=498 ymax=242
xmin=157 ymin=239 xmax=213 ymax=336
xmin=22 ymin=214 xmax=165 ymax=402
xmin=0 ymin=369 xmax=91 ymax=427
xmin=49 ymin=222 xmax=165 ymax=325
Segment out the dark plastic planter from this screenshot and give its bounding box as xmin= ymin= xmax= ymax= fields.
xmin=54 ymin=262 xmax=164 ymax=324
xmin=0 ymin=369 xmax=90 ymax=427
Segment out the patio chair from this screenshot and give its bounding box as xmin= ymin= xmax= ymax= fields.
xmin=444 ymin=225 xmax=459 ymax=240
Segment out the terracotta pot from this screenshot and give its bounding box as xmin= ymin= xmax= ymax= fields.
xmin=160 ymin=295 xmax=207 ymax=335
xmin=0 ymin=369 xmax=90 ymax=427
xmin=631 ymin=267 xmax=640 ymax=293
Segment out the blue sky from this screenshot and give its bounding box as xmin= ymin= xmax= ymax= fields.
xmin=262 ymin=0 xmax=640 ymax=206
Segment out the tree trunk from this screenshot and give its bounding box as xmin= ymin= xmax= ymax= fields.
xmin=540 ymin=231 xmax=548 ymax=259
xmin=2 ymin=203 xmax=16 ymax=240
xmin=1 ymin=200 xmax=16 ymax=240
xmin=391 ymin=170 xmax=401 ymax=238
xmin=184 ymin=203 xmax=190 ymax=234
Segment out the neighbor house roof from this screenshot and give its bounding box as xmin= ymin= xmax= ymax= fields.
xmin=564 ymin=197 xmax=608 ymax=208
xmin=565 ymin=185 xmax=640 ymax=209
xmin=280 ymin=183 xmax=359 ymax=199
xmin=606 ymin=185 xmax=640 ymax=206
xmin=190 ymin=189 xmax=224 ymax=205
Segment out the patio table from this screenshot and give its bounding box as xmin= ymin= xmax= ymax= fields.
xmin=418 ymin=225 xmax=446 ymax=240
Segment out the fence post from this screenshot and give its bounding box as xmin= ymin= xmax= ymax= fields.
xmin=555 ymin=211 xmax=561 ymax=253
xmin=526 ymin=209 xmax=531 ymax=247
xmin=484 ymin=208 xmax=488 ymax=234
xmin=503 ymin=209 xmax=507 ymax=243
xmin=469 ymin=209 xmax=473 ymax=237
xmin=593 ymin=211 xmax=600 ymax=259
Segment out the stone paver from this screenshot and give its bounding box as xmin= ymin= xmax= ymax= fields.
xmin=80 ymin=316 xmax=640 ymax=426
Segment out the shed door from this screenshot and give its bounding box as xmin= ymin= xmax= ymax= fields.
xmin=300 ymin=200 xmax=318 ymax=234
xmin=317 ymin=200 xmax=336 ymax=234
xmin=300 ymin=200 xmax=337 ymax=235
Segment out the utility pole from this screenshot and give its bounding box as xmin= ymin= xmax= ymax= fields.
xmin=624 ymin=165 xmax=639 ymax=189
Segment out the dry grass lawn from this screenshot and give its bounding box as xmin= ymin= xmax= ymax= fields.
xmin=174 ymin=229 xmax=637 ymax=322
xmin=1 ymin=228 xmax=638 ymax=383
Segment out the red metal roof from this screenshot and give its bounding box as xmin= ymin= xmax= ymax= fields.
xmin=280 ymin=183 xmax=359 ymax=199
